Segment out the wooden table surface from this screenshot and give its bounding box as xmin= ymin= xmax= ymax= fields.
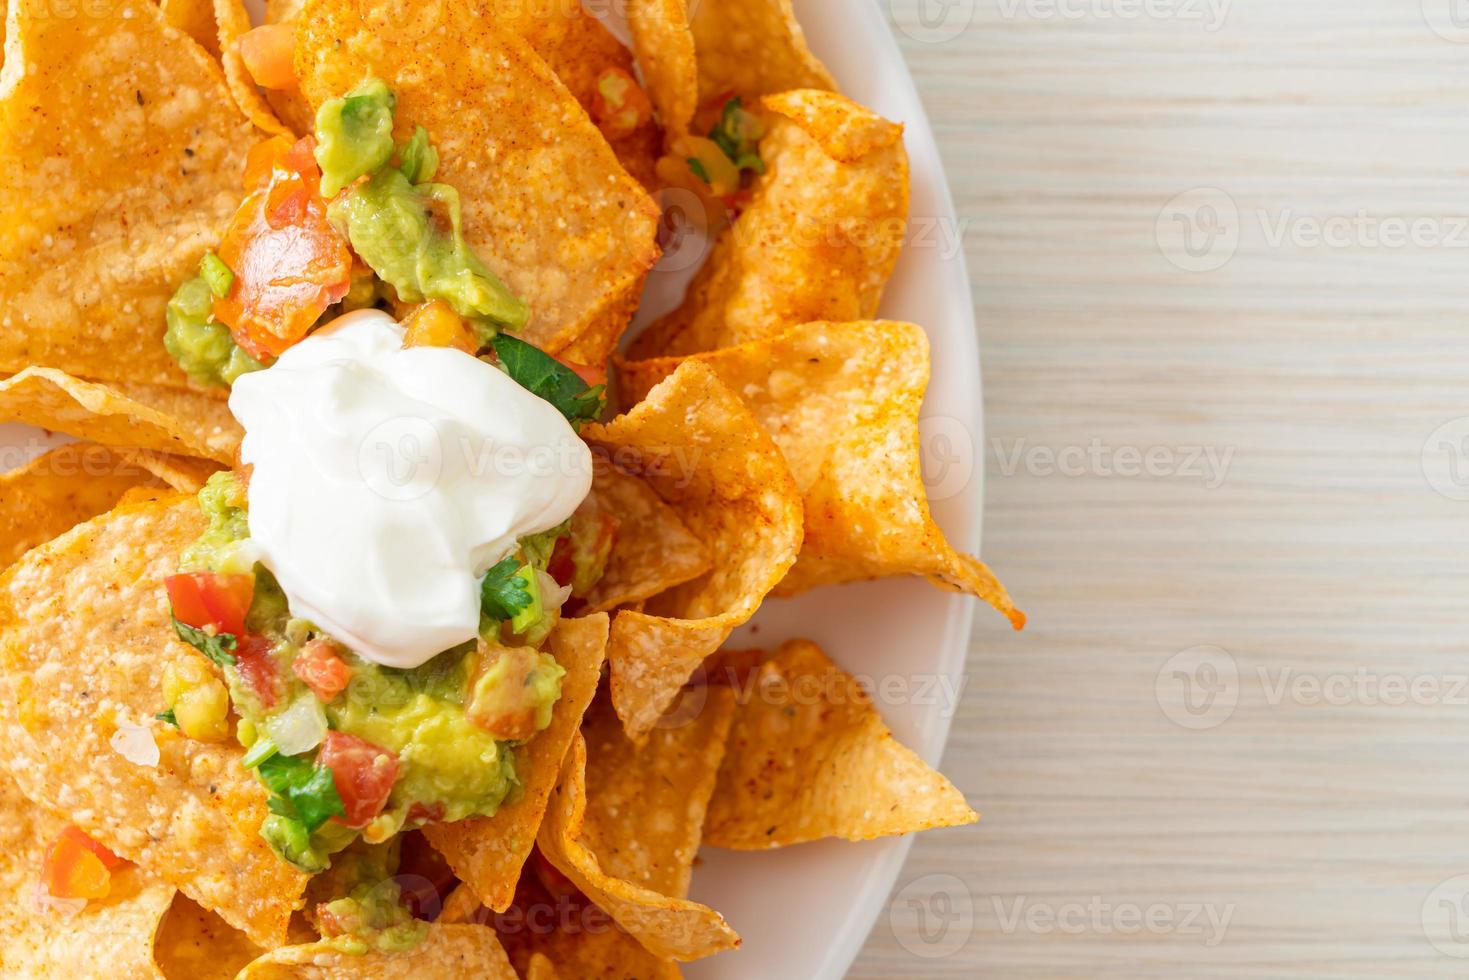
xmin=853 ymin=1 xmax=1469 ymax=975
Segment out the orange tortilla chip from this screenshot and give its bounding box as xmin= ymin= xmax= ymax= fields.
xmin=537 ymin=734 xmax=739 ymax=961
xmin=628 ymin=91 xmax=907 ymax=358
xmin=214 ymin=0 xmax=294 ymax=136
xmin=0 ymin=443 xmax=165 ymax=568
xmin=0 ymin=768 xmax=177 ymax=977
xmin=154 ymin=894 xmax=265 ymax=980
xmin=424 ymin=614 xmax=608 ymax=913
xmin=705 ymin=639 xmax=978 ymax=848
xmin=117 ymin=449 xmax=224 ymax=493
xmin=689 ymin=0 xmax=834 ymax=103
xmin=580 ymin=687 xmax=735 ymax=900
xmin=0 ymin=495 xmax=308 ymax=946
xmin=295 ymin=0 xmax=660 ymax=358
xmin=582 ymin=361 xmax=802 ymax=740
xmin=257 ymin=0 xmax=317 ymax=136
xmin=238 ymin=923 xmax=518 ymax=978
xmin=619 ymin=320 xmax=1022 ymax=626
xmin=628 ymin=0 xmax=697 ymax=137
xmin=580 ymin=456 xmax=711 ymax=615
xmin=161 ymin=0 xmax=222 ymax=59
xmin=0 ymin=0 xmax=252 ymax=388
xmin=0 ymin=368 xmax=240 ymax=464
xmin=452 ymin=871 xmax=682 ymax=980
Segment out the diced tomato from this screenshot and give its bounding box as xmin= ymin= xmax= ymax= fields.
xmin=214 ymin=136 xmax=352 ymax=360
xmin=42 ymin=826 xmax=120 ymax=900
xmin=406 ymin=801 xmax=446 ymax=825
xmin=237 ymin=24 xmax=296 ymax=90
xmin=292 ymin=639 xmax=352 ymax=702
xmin=165 ymin=572 xmax=255 ymax=637
xmin=318 ymin=731 xmax=399 ymax=828
xmin=546 ymin=536 xmax=575 ymax=589
xmin=243 ymin=135 xmax=294 ymax=191
xmin=563 ymin=357 xmax=606 ymax=389
xmin=235 ymin=633 xmax=281 ymax=709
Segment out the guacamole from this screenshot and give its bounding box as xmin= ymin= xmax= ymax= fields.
xmin=173 ymin=472 xmax=565 ymax=874
xmin=320 ymin=77 xmax=528 ymax=336
xmin=162 ymin=275 xmax=263 ymax=388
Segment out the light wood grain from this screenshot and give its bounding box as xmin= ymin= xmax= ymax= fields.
xmin=854 ymin=0 xmax=1469 ymax=975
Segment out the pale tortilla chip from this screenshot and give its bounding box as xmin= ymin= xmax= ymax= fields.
xmin=705 ymin=639 xmax=978 ymax=848
xmin=214 ymin=0 xmax=294 ymax=136
xmin=629 ymin=0 xmax=697 ymax=137
xmin=628 ymin=91 xmax=907 ymax=358
xmin=161 ymin=0 xmax=221 ymax=58
xmin=238 ymin=923 xmax=518 ymax=978
xmin=618 ymin=320 xmax=1023 ymax=625
xmin=424 ymin=614 xmax=608 ymax=914
xmin=538 ymin=734 xmax=738 ymax=961
xmin=0 ymin=495 xmax=308 ymax=946
xmin=582 ymin=361 xmax=802 ymax=740
xmin=295 ymin=0 xmax=660 ymax=358
xmin=580 ymin=456 xmax=711 ymax=615
xmin=689 ymin=0 xmax=834 ymax=103
xmin=118 ymin=449 xmax=224 ymax=493
xmin=153 ymin=894 xmax=264 ymax=980
xmin=580 ymin=687 xmax=735 ymax=900
xmin=0 ymin=768 xmax=176 ymax=978
xmin=0 ymin=368 xmax=240 ymax=463
xmin=0 ymin=0 xmax=252 ymax=387
xmin=0 ymin=443 xmax=164 ymax=568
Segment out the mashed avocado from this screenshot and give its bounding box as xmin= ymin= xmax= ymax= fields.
xmin=314 ymin=78 xmax=397 ymax=198
xmin=162 ymin=276 xmax=262 ymax=388
xmin=318 ymin=76 xmax=528 ymax=336
xmin=180 ymin=472 xmax=561 ymax=872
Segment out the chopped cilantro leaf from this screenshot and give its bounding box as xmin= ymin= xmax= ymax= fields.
xmin=686 ymin=156 xmax=710 ymax=183
xmin=171 ymin=617 xmax=237 ymax=666
xmin=199 ymin=252 xmax=234 ymax=298
xmin=490 ymin=333 xmax=605 ymax=425
xmin=257 ymin=754 xmax=345 ymax=834
xmin=481 ymin=555 xmax=534 ymax=622
xmin=155 ymin=709 xmax=178 ymax=727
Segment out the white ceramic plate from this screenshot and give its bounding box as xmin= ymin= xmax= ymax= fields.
xmin=0 ymin=2 xmax=982 ymax=976
xmin=678 ymin=3 xmax=983 ymax=977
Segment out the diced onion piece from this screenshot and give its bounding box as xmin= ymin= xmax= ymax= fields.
xmin=263 ymin=693 xmax=328 ymax=757
xmin=110 ymin=721 xmax=159 ymax=767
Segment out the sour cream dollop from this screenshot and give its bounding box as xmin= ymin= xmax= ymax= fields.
xmin=229 ymin=310 xmax=593 ymax=668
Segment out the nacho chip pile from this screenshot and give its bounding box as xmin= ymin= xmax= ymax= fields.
xmin=0 ymin=0 xmax=1017 ymax=974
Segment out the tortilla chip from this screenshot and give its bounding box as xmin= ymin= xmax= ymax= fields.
xmin=0 ymin=495 xmax=308 ymax=946
xmin=705 ymin=639 xmax=978 ymax=848
xmin=153 ymin=894 xmax=264 ymax=980
xmin=628 ymin=91 xmax=907 ymax=358
xmin=0 ymin=368 xmax=240 ymax=464
xmin=619 ymin=321 xmax=1023 ymax=625
xmin=424 ymin=613 xmax=608 ymax=914
xmin=0 ymin=0 xmax=252 ymax=388
xmin=451 ymin=871 xmax=681 ymax=980
xmin=214 ymin=0 xmax=294 ymax=136
xmin=582 ymin=362 xmax=802 ymax=740
xmin=161 ymin=0 xmax=221 ymax=58
xmin=0 ymin=443 xmax=165 ymax=568
xmin=526 ymin=951 xmax=559 ymax=980
xmin=580 ymin=456 xmax=711 ymax=615
xmin=295 ymin=0 xmax=660 ymax=358
xmin=238 ymin=923 xmax=518 ymax=978
xmin=118 ymin=449 xmax=224 ymax=493
xmin=538 ymin=734 xmax=739 ymax=961
xmin=689 ymin=0 xmax=834 ymax=104
xmin=628 ymin=0 xmax=697 ymax=137
xmin=0 ymin=768 xmax=177 ymax=978
xmin=580 ymin=687 xmax=735 ymax=900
